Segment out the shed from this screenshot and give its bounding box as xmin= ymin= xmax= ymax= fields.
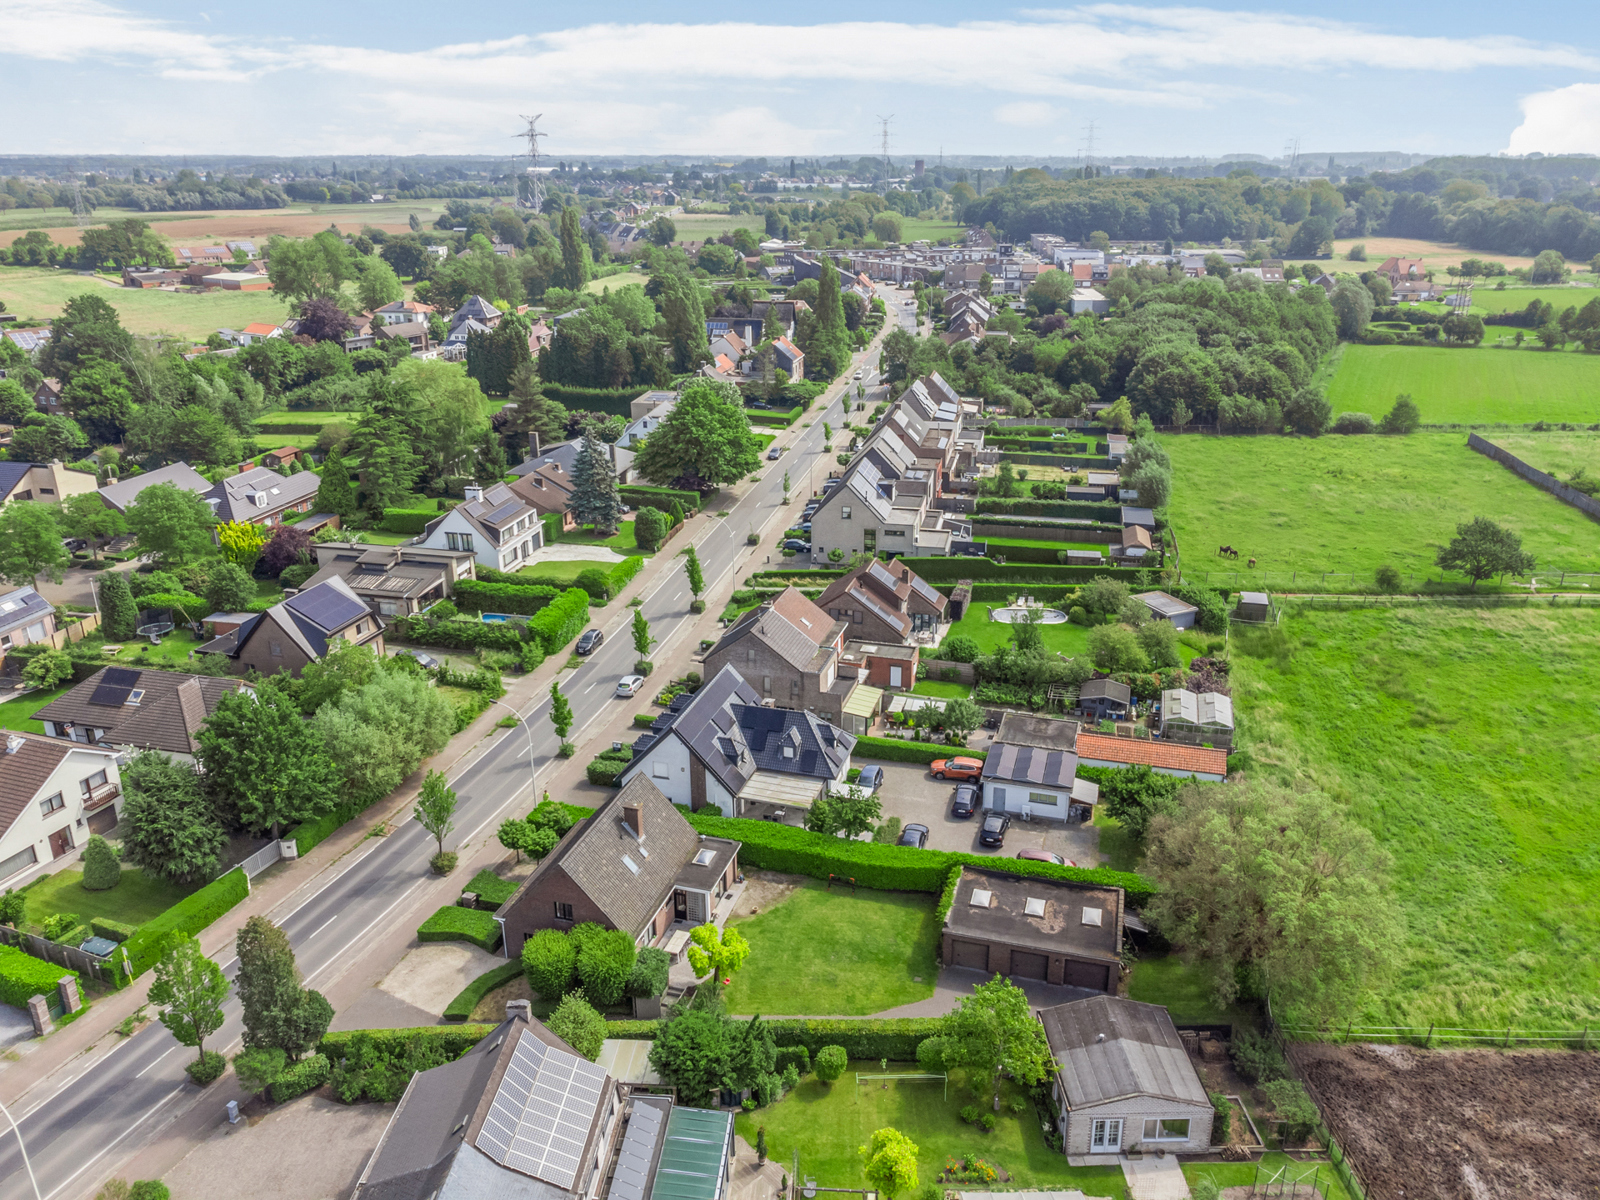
xmin=1135 ymin=591 xmax=1197 ymax=629
xmin=980 ymin=712 xmax=1080 ymax=818
xmin=1117 ymin=525 xmax=1153 ymax=560
xmin=1064 ymin=549 xmax=1104 ymax=566
xmin=1078 ymin=678 xmax=1131 ymax=722
xmin=1038 ymin=995 xmax=1214 ymax=1156
xmin=261 ymin=446 xmax=300 ymax=468
xmin=947 ymin=580 xmax=974 ymax=623
xmin=1120 ymin=506 xmax=1156 ymax=531
xmin=941 ymin=867 xmax=1123 ymax=991
xmin=1233 ymin=591 xmax=1272 ymax=623
xmin=1159 ymin=689 xmax=1234 ymax=749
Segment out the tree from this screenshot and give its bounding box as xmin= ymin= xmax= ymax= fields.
xmin=547 ymin=993 xmax=606 ymax=1061
xmin=647 ymin=216 xmax=677 ymax=246
xmin=550 ymin=680 xmax=575 ymax=755
xmin=1283 ymin=388 xmax=1331 ymax=436
xmin=1027 ymin=269 xmax=1073 ymax=315
xmin=1440 ymin=313 xmax=1484 ymax=345
xmin=1435 ymin=516 xmax=1535 ymax=590
xmin=499 ymin=819 xmax=557 ymax=864
xmin=523 ymin=929 xmax=578 ymax=999
xmin=23 ymin=649 xmax=72 ymax=690
xmin=686 ymin=923 xmax=751 ymax=983
xmin=813 ymin=1044 xmax=848 ymax=1083
xmin=683 ymin=544 xmax=705 ymax=602
xmin=124 ymin=483 xmax=216 ymax=567
xmin=577 ymin=928 xmax=637 ymax=1008
xmin=296 ymin=296 xmax=357 ymax=343
xmin=569 ymin=418 xmax=625 ymax=533
xmin=313 ymin=669 xmax=455 ymax=805
xmin=232 ymin=1047 xmax=287 ymax=1096
xmin=149 ymin=934 xmax=230 ymax=1069
xmin=236 ymin=916 xmax=326 ymax=1057
xmin=632 ymin=609 xmax=654 ymax=660
xmin=558 ymin=207 xmax=591 ymax=291
xmin=59 ymin=492 xmax=127 ymax=561
xmin=314 ymin=448 xmax=357 ymax=517
xmin=805 ymin=786 xmax=881 ymax=840
xmin=635 ymin=379 xmax=762 ymax=492
xmin=1087 ymin=624 xmax=1149 ymax=674
xmin=1378 ymin=394 xmax=1421 ymax=434
xmin=413 ymin=769 xmax=457 ymax=858
xmin=1145 ymin=781 xmax=1402 ymax=1021
xmin=941 ymin=696 xmax=983 ymax=740
xmin=0 ymin=502 xmax=69 ymax=586
xmin=465 ymin=312 xmax=533 ymax=397
xmin=10 ymin=414 xmax=89 ymax=463
xmin=1529 ymin=249 xmax=1568 ymax=284
xmin=940 ymin=976 xmax=1055 ymax=1108
xmin=81 ymin=834 xmax=122 ymax=890
xmin=1100 ymin=763 xmax=1181 ymax=839
xmin=1130 ymin=462 xmax=1171 ymax=508
xmin=503 ymin=362 xmax=569 ymax=453
xmin=871 ymin=212 xmax=903 ymax=243
xmin=859 ymin=1128 xmax=919 ymax=1200
xmin=1328 ymin=279 xmax=1373 ymax=340
xmin=199 ymin=684 xmax=339 ymax=838
xmin=266 ymin=231 xmax=355 ymax=305
xmin=1287 ymin=216 xmax=1332 ymax=259
xmin=655 ymin=272 xmax=709 ymax=373
xmin=649 ymin=1007 xmax=738 ymax=1107
xmin=37 ymin=293 xmax=134 ymax=385
xmin=259 ymin=523 xmax=312 ymax=578
xmin=98 ymin=570 xmax=138 ymax=640
xmin=634 ymin=507 xmax=669 ymax=552
xmin=120 ymin=751 xmax=227 ymax=885
xmin=217 ymin=520 xmax=267 ymax=570
xmin=356 ymin=256 xmax=404 ymax=312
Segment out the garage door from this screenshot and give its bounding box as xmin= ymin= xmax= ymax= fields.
xmin=1010 ymin=951 xmax=1048 ymax=980
xmin=86 ymin=807 xmax=118 ymax=837
xmin=1064 ymin=959 xmax=1111 ymax=992
xmin=950 ymin=940 xmax=989 ymax=971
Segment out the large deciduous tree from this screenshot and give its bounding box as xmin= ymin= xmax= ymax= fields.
xmin=266 ymin=231 xmax=356 ymax=306
xmin=38 ymin=292 xmax=135 ymax=385
xmin=124 ymin=482 xmax=217 ymax=566
xmin=312 ymin=668 xmax=455 ymax=806
xmin=235 ymin=915 xmax=334 ymax=1061
xmin=356 ymin=256 xmax=405 ymax=312
xmin=1435 ymin=516 xmax=1535 ymax=590
xmin=634 ymin=380 xmax=760 ymax=492
xmin=939 ymin=976 xmax=1054 ymax=1109
xmin=150 ymin=933 xmax=230 ymax=1070
xmin=0 ymin=502 xmax=69 ymax=586
xmin=199 ymin=683 xmax=339 ymax=838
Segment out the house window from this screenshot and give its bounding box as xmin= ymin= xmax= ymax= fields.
xmin=1143 ymin=1119 xmax=1190 ymax=1142
xmin=269 ymin=639 xmax=283 ymax=657
xmin=79 ymin=770 xmax=108 ymax=797
xmin=553 ymin=902 xmax=574 ymax=922
xmin=789 ymin=677 xmax=799 ymax=697
xmin=378 ymin=601 xmax=399 ymax=616
xmin=446 ymin=532 xmax=475 ymax=553
xmin=885 ymin=529 xmax=905 ymax=538
xmin=652 ymin=760 xmax=670 ymax=779
xmin=1028 ymin=791 xmax=1057 ymax=807
xmin=852 ymin=609 xmax=863 ymax=623
xmin=39 ymin=793 xmax=64 ymax=817
xmin=762 ymin=676 xmax=772 ymax=695
xmin=0 ymin=845 xmax=38 ymax=884
xmin=781 ymin=744 xmax=794 ymax=759
xmin=841 ymin=506 xmax=852 ymax=519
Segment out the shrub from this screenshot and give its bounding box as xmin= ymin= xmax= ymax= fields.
xmin=81 ymin=835 xmax=122 ymax=891
xmin=1210 ymin=1091 xmax=1232 ymax=1144
xmin=627 ymin=947 xmax=670 ymax=999
xmin=0 ymin=944 xmax=77 ymax=1008
xmin=1262 ymin=1078 xmax=1319 ymax=1143
xmin=1229 ymin=1028 xmax=1288 ymax=1083
xmin=464 ymin=869 xmax=518 ymax=908
xmin=270 ymin=1052 xmax=331 ymax=1102
xmin=814 ymin=1045 xmax=848 ymax=1083
xmin=634 ymin=507 xmax=669 ymax=551
xmin=1331 ymin=411 xmax=1376 ymax=435
xmin=233 ymin=1047 xmax=287 ymax=1096
xmin=319 ymin=1024 xmax=494 ymax=1063
xmin=118 ymin=869 xmax=249 ymax=983
xmin=186 ymin=1050 xmax=227 ymax=1086
xmin=430 ymin=851 xmax=459 ymax=874
xmin=128 ymin=1184 xmax=170 ymax=1200
xmin=608 ymin=556 xmax=645 ymax=596
xmin=547 ymin=993 xmax=606 ymax=1061
xmin=939 ymin=634 xmax=979 ymax=663
xmin=586 ymin=748 xmax=633 ymax=786
xmin=91 ymin=917 xmax=138 ymax=943
xmin=452 ymin=580 xmax=559 ymax=617
xmin=522 ymin=929 xmax=577 ymax=999
xmin=852 ymin=736 xmax=986 ymax=765
xmin=577 ymin=928 xmax=637 ymax=1007
xmin=574 ymin=567 xmax=612 ymax=602
xmin=41 ymin=912 xmax=81 ymax=940
xmin=1375 ymin=564 xmax=1402 ymax=593
xmin=416 ymin=905 xmax=502 ymax=952
xmin=775 ymin=1045 xmax=810 ymax=1075
xmin=444 ymin=961 xmax=523 ymax=1022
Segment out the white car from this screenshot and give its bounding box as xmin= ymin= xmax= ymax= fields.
xmin=853 ymin=369 xmax=863 ymax=379
xmin=616 ymin=675 xmax=646 ymax=697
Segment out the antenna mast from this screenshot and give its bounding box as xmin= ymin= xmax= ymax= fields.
xmin=512 ymin=113 xmax=546 ymax=213
xmin=876 ymin=114 xmax=894 ymax=178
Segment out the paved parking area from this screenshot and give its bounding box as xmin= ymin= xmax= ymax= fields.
xmin=867 ymin=760 xmax=1103 ymax=865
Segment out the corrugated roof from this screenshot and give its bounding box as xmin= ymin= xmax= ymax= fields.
xmin=1075 ymin=732 xmax=1227 ymax=777
xmin=1039 ymin=996 xmax=1209 ymax=1109
xmin=98 ymin=461 xmax=212 ymax=513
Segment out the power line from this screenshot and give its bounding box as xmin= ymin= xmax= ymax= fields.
xmin=876 ymin=114 xmax=894 ymax=177
xmin=512 ymin=113 xmax=545 ymax=213
xmin=1079 ymin=120 xmax=1097 ymax=171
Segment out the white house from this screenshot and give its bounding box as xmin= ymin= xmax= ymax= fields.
xmin=0 ymin=731 xmax=123 ymax=885
xmin=417 ymin=483 xmax=544 ymax=573
xmin=979 ymin=712 xmax=1080 ymax=819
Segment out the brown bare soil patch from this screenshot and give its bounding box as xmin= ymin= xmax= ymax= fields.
xmin=1329 ymin=236 xmax=1548 ymax=273
xmin=1293 ymin=1042 xmax=1600 ymax=1199
xmin=729 ymin=869 xmax=803 ymax=919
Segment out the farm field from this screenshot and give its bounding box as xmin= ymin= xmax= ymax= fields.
xmin=1165 ymin=432 xmax=1600 ymax=585
xmin=1328 ymin=236 xmax=1551 ymax=274
xmin=1326 ymin=343 xmax=1600 ymax=425
xmin=0 ymin=200 xmax=455 ymax=249
xmin=257 ymin=410 xmax=363 ymax=427
xmin=1231 ymin=604 xmax=1600 ymax=1028
xmin=896 ymin=217 xmax=964 ymax=243
xmin=670 ymin=212 xmax=762 ymax=242
xmin=1455 ymin=283 xmax=1598 ymax=315
xmin=0 ymin=266 xmax=285 ymax=339
xmin=1482 ymin=430 xmax=1600 ymax=480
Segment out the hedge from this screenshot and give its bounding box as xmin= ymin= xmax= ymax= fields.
xmin=908 ymin=559 xmax=1151 ymax=585
xmin=444 ymin=961 xmax=523 ymax=1022
xmin=464 ymin=868 xmax=518 ymax=908
xmin=453 ymin=580 xmax=559 ymax=617
xmin=853 ymin=735 xmax=985 ymax=765
xmin=974 ymin=498 xmax=1123 ymax=521
xmin=270 ymin=1053 xmax=330 ymax=1103
xmin=91 ymin=917 xmax=138 ymax=943
xmin=292 ymin=805 xmax=353 ymax=856
xmin=565 ymin=1017 xmax=942 ymax=1059
xmin=379 ymin=508 xmax=439 ymax=535
xmin=963 ymin=583 xmax=1079 ymax=603
xmin=747 ymin=569 xmax=847 ymax=586
xmin=320 ymin=1025 xmax=495 ymax=1061
xmin=527 ymin=587 xmax=591 ymax=654
xmin=389 ymin=615 xmax=527 ymax=653
xmin=0 ymin=944 xmax=76 ymax=1008
xmin=747 ymin=407 xmax=803 ymax=428
xmin=542 ymin=384 xmax=650 ymax=416
xmin=682 ymin=811 xmax=1156 ymax=905
xmin=609 ymin=556 xmax=645 ymax=595
xmin=620 ymin=485 xmax=701 ymax=514
xmin=118 ymin=868 xmax=250 ymax=982
xmin=970 ymin=515 xmax=1123 ymax=535
xmin=587 ymin=748 xmax=633 ymax=786
xmin=257 ymin=422 xmax=332 ymax=437
xmin=417 ymin=905 xmax=503 ymax=952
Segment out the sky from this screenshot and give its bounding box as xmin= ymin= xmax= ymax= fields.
xmin=4 ymin=0 xmax=1600 ymax=161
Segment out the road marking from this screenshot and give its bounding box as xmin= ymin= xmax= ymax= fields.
xmin=304 ymin=877 xmax=432 ymax=987
xmin=133 ymin=1048 xmax=175 ymax=1080
xmin=41 ymin=1085 xmax=185 ymax=1200
xmin=585 ymin=681 xmax=599 ymax=693
xmin=306 ymin=914 xmax=339 ymax=941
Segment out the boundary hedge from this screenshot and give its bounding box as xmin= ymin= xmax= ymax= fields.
xmin=542 ymin=385 xmax=649 ymax=417
xmin=621 ymin=485 xmax=702 ymax=514
xmin=910 ymin=559 xmax=1150 ymax=585
xmin=118 ymin=868 xmax=250 ymax=982
xmin=527 ymin=587 xmax=591 ymax=654
xmin=379 ymin=508 xmax=440 ymax=535
xmin=973 ymin=498 xmax=1123 ymax=521
xmin=388 ymin=616 xmax=528 ymax=653
xmin=453 ymin=580 xmax=558 ymax=617
xmin=444 ymin=961 xmax=523 ymax=1021
xmin=464 ymin=869 xmax=518 ymax=908
xmin=417 ymin=905 xmax=503 ymax=952
xmin=321 ymin=1025 xmax=495 ymax=1060
xmin=550 ymin=1017 xmax=943 ymax=1058
xmin=0 ymin=944 xmax=76 ymax=1008
xmin=748 ymin=407 xmax=803 ymax=428
xmin=270 ymin=1053 xmax=330 ymax=1103
xmin=852 ymin=736 xmax=984 ymax=765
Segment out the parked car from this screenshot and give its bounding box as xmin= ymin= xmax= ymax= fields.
xmin=768 ymin=447 xmax=781 ymax=460
xmin=576 ymin=628 xmax=604 ymax=655
xmin=951 ymin=784 xmax=978 ymax=818
xmin=783 ymin=539 xmax=811 ymax=553
xmin=1016 ymin=848 xmax=1075 ymax=866
xmin=854 ymin=765 xmax=884 ymax=792
xmin=931 ymin=756 xmax=983 ymax=782
xmin=897 ymin=823 xmax=930 ymax=849
xmin=395 ymin=648 xmax=440 ymax=671
xmin=616 ymin=675 xmax=646 ymax=697
xmin=979 ymin=812 xmax=1011 ymax=847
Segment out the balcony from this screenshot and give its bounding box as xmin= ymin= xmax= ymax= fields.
xmin=81 ymin=783 xmax=121 ymax=813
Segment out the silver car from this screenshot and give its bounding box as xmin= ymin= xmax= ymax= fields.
xmin=615 ymin=675 xmax=646 ymax=697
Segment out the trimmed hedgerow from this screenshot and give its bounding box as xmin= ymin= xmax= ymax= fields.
xmin=620 ymin=485 xmax=701 ymax=514
xmin=320 ymin=1025 xmax=494 ymax=1061
xmin=269 ymin=1053 xmax=330 ymax=1102
xmin=527 ymin=587 xmax=591 ymax=654
xmin=91 ymin=917 xmax=138 ymax=943
xmin=464 ymin=869 xmax=518 ymax=908
xmin=608 ymin=556 xmax=645 ymax=596
xmin=118 ymin=868 xmax=249 ymax=982
xmin=292 ymin=806 xmax=351 ymax=856
xmin=417 ymin=906 xmax=503 ymax=952
xmin=444 ymin=961 xmax=523 ymax=1022
xmin=935 ymin=865 xmax=963 ymax=925
xmin=0 ymin=944 xmax=76 ymax=1008
xmin=389 ymin=615 xmax=527 ymax=653
xmin=453 ymin=580 xmax=559 ymax=617
xmin=852 ymin=736 xmax=986 ymax=765
xmin=552 ymin=1016 xmax=942 ymax=1059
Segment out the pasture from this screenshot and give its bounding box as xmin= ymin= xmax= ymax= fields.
xmin=1 ymin=200 xmax=453 ymax=249
xmin=895 ymin=217 xmax=965 ymax=243
xmin=1458 ymin=283 xmax=1599 ymax=315
xmin=670 ymin=212 xmax=762 ymax=242
xmin=1232 ymin=604 xmax=1600 ymax=1028
xmin=1326 ymin=343 xmax=1600 ymax=425
xmin=0 ymin=266 xmax=286 ymax=339
xmin=1164 ymin=432 xmax=1600 ymax=584
xmin=1482 ymin=431 xmax=1600 ymax=481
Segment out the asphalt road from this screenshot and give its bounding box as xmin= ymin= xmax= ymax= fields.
xmin=0 ymin=347 xmax=877 ymax=1200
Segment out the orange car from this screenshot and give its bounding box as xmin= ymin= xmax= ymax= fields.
xmin=931 ymin=756 xmax=983 ymax=782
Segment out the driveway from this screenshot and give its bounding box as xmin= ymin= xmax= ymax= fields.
xmin=866 ymin=759 xmax=1103 ymax=864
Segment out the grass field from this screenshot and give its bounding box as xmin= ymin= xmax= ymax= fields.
xmin=1232 ymin=604 xmax=1600 ymax=1028
xmin=896 ymin=217 xmax=965 ymax=243
xmin=910 ymin=679 xmax=973 ymax=699
xmin=1326 ymin=343 xmax=1600 ymax=425
xmin=0 ymin=266 xmax=285 ymax=339
xmin=1 ymin=201 xmax=452 ymax=249
xmin=27 ymin=867 xmax=198 ymax=929
xmin=937 ymin=605 xmax=1094 ymax=658
xmin=582 ymin=273 xmax=647 ymax=296
xmin=1127 ymin=954 xmax=1252 ymax=1026
xmin=736 ymin=1063 xmax=1130 ymax=1198
xmin=1482 ymin=431 xmax=1600 ymax=480
xmin=722 ymin=881 xmax=939 ymax=1015
xmin=513 ymin=559 xmax=601 ymax=583
xmin=671 ymin=213 xmax=762 ymax=242
xmin=1165 ymin=432 xmax=1600 ymax=584
xmin=257 ymin=410 xmax=362 ymax=426
xmin=554 ymin=520 xmax=644 ymax=555
xmin=1454 ymin=284 xmax=1599 ymax=315
xmin=1329 ymin=236 xmax=1550 ymax=275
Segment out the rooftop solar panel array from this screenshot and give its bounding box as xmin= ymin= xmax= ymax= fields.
xmin=284 ymin=585 xmax=367 ymax=631
xmin=476 ymin=1032 xmax=608 ymax=1190
xmin=103 ymin=668 xmax=142 ymax=687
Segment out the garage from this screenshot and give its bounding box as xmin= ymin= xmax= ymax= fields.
xmin=950 ymin=940 xmax=989 ymax=971
xmin=1064 ymin=959 xmax=1112 ymax=992
xmin=86 ymin=807 xmax=118 ymax=837
xmin=1010 ymin=950 xmax=1049 ymax=980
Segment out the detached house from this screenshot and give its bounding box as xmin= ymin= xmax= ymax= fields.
xmin=198 ymin=576 xmax=384 ymax=677
xmin=204 ymin=464 xmax=321 ymax=528
xmin=302 ymin=542 xmax=477 ymax=618
xmin=0 ymin=586 xmax=56 ymax=659
xmin=507 ymin=439 xmax=633 ymax=532
xmin=418 ymin=483 xmax=544 ymax=573
xmin=33 ymin=666 xmax=250 ymax=764
xmin=98 ymin=461 xmax=212 ymax=514
xmin=0 ymin=731 xmax=123 ymax=883
xmin=0 ymin=460 xmax=99 ymax=507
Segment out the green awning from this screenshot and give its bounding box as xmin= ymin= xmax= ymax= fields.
xmin=649 ymin=1106 xmax=733 ymax=1200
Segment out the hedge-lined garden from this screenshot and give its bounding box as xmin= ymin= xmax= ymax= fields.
xmin=116 ymin=868 xmax=250 ymax=983
xmin=0 ymin=945 xmax=77 ymax=1008
xmin=417 ymin=905 xmax=503 ymax=953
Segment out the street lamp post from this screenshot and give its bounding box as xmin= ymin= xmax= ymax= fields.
xmin=489 ymin=697 xmax=540 ymax=792
xmin=0 ymin=1097 xmax=42 ymax=1200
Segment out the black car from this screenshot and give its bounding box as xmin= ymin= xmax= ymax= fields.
xmin=951 ymin=784 xmax=978 ymax=818
xmin=897 ymin=823 xmax=930 ymax=849
xmin=979 ymin=812 xmax=1011 ymax=847
xmin=576 ymin=628 xmax=604 ymax=655
xmin=783 ymin=539 xmax=811 ymax=553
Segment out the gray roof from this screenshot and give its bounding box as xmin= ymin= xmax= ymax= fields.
xmin=510 ymin=439 xmax=634 ymax=482
xmin=1238 ymin=591 xmax=1270 ymax=607
xmin=1160 ymin=689 xmax=1233 ymax=730
xmin=99 ymin=461 xmax=212 ymax=513
xmin=0 ymin=586 xmax=53 ymax=638
xmin=982 ymin=742 xmax=1077 ymax=789
xmin=629 ymin=666 xmax=762 ymax=797
xmin=428 ymin=482 xmax=537 ymax=548
xmin=610 ymin=1096 xmax=672 ymax=1200
xmin=205 ymin=465 xmax=321 ymax=523
xmin=32 ymin=666 xmax=249 ymax=756
xmin=1136 ymin=591 xmax=1197 ymax=620
xmin=1038 ymin=996 xmax=1209 ymax=1109
xmin=713 ymin=589 xmax=840 ymax=675
xmin=735 ymin=703 xmax=854 ymax=781
xmin=0 ymin=464 xmax=34 ymax=500
xmin=200 ymin=575 xmax=371 ymax=662
xmin=1079 ymin=679 xmax=1132 ymax=705
xmin=1120 ymin=506 xmax=1155 ymax=527
xmin=943 ymin=867 xmax=1122 ymax=962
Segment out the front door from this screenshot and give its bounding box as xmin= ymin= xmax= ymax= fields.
xmin=889 ymin=665 xmax=903 ymax=689
xmin=1090 ymin=1118 xmax=1122 ymax=1152
xmin=48 ymin=827 xmax=73 ymax=859
xmin=674 ymin=890 xmax=688 ymax=922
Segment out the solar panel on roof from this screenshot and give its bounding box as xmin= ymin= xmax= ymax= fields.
xmin=103 ymin=667 xmax=141 ymax=687
xmin=484 ymin=500 xmax=522 ymax=524
xmin=284 ymin=585 xmax=366 ymax=630
xmin=89 ymin=685 xmax=132 ymax=707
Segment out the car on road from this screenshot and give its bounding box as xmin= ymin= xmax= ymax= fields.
xmin=979 ymin=812 xmax=1011 ymax=847
xmin=768 ymin=447 xmax=781 ymax=459
xmin=951 ymin=784 xmax=979 ymax=818
xmin=616 ymin=675 xmax=646 ymax=697
xmin=1016 ymin=848 xmax=1076 ymax=866
xmin=854 ymin=765 xmax=884 ymax=792
xmin=576 ymin=628 xmax=604 ymax=655
xmin=931 ymin=756 xmax=983 ymax=781
xmin=897 ymin=823 xmax=930 ymax=849
xmin=853 ymin=369 xmax=863 ymax=380
xmin=783 ymin=539 xmax=811 ymax=553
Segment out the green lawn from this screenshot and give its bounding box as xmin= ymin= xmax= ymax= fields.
xmin=515 ymin=559 xmax=604 ymax=582
xmin=582 ymin=274 xmax=647 ymax=296
xmin=1477 ymin=430 xmax=1600 ymax=480
xmin=1185 ymin=1155 xmax=1355 ymax=1200
xmin=670 ymin=213 xmax=763 ymax=241
xmin=1326 ymin=343 xmax=1600 ymax=425
xmin=26 ymin=867 xmax=198 ymax=930
xmin=936 ymin=606 xmax=1094 ymax=658
xmin=1233 ymin=604 xmax=1600 ymax=1028
xmin=555 ymin=520 xmax=643 ymax=555
xmin=736 ymin=1064 xmax=1129 ymax=1198
xmin=722 ymin=881 xmax=939 ymax=1016
xmin=0 ymin=266 xmax=287 ymax=340
xmin=1453 ymin=284 xmax=1598 ymax=316
xmin=1164 ymin=432 xmax=1600 ymax=585
xmin=896 ymin=217 xmax=966 ymax=244
xmin=257 ymin=410 xmax=363 ymax=427
xmin=0 ymin=685 xmax=72 ymax=735
xmin=1127 ymin=954 xmax=1251 ymax=1026
xmin=1090 ymin=810 xmax=1140 ymax=873
xmin=910 ymin=680 xmax=972 ymax=699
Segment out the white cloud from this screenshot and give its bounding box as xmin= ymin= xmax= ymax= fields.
xmin=995 ymin=102 xmax=1060 ymax=127
xmin=1506 ymin=83 xmax=1600 ymax=156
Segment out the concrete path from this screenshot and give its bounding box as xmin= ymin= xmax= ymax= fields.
xmin=1122 ymin=1153 xmax=1191 ymax=1200
xmin=962 ymin=1191 xmax=1113 ymax=1200
xmin=873 ymin=966 xmax=1101 ymax=1018
xmin=523 ymin=543 xmax=628 ymax=567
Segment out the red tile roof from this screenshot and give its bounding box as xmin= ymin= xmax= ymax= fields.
xmin=1074 ymin=732 xmax=1227 ymax=776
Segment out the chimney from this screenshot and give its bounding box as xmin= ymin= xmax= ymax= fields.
xmin=463 ymin=485 xmax=483 ymax=503
xmin=5 ymin=734 xmax=24 ymax=755
xmin=621 ymin=801 xmax=643 ymax=838
xmin=506 ymin=999 xmax=532 ymax=1023
xmin=529 ymin=430 xmax=541 ymax=457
